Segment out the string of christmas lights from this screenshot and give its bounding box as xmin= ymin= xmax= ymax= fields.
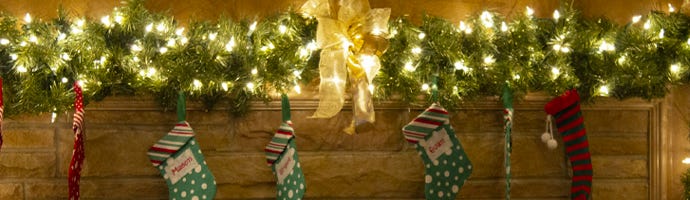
xmin=0 ymin=0 xmax=688 ymax=116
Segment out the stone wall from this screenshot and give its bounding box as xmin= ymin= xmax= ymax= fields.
xmin=0 ymin=92 xmax=670 ymax=199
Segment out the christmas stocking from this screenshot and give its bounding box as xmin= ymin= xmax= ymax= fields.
xmin=402 ymin=103 xmax=473 ymax=199
xmin=544 ymin=89 xmax=592 ymax=200
xmin=502 ymin=86 xmax=513 ymax=200
xmin=147 ymin=92 xmax=217 ymax=200
xmin=265 ymin=94 xmax=306 ymax=199
xmin=69 ymin=83 xmax=85 ymax=200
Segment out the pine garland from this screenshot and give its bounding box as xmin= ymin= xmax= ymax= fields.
xmin=0 ymin=0 xmax=688 ymax=116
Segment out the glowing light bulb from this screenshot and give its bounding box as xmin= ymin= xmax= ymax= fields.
xmin=208 ymin=32 xmax=217 ymax=41
xmin=418 ymin=32 xmax=426 ymax=39
xmin=500 ymin=22 xmax=508 ymax=32
xmin=76 ymin=19 xmax=85 ymax=27
xmin=131 ymin=44 xmax=142 ymax=52
xmin=225 ymin=37 xmax=236 ymax=51
xmin=371 ymin=27 xmax=383 ymax=36
xmin=682 ymin=157 xmax=690 ymax=164
xmin=175 ymin=28 xmax=185 ymax=36
xmin=180 ymin=37 xmax=189 ymax=45
xmin=659 ymin=29 xmax=665 ymax=39
xmin=458 ymin=21 xmax=467 ymax=31
xmin=249 ymin=21 xmax=257 ymax=31
xmin=454 ymin=61 xmax=468 ymax=71
xmin=526 ymin=6 xmax=535 ymax=17
xmin=159 ymin=47 xmax=168 ymax=53
xmin=293 ymin=70 xmax=302 ymax=77
xmin=57 ymin=33 xmax=66 ymax=41
xmin=359 ymin=54 xmax=376 ymax=69
xmin=10 ymin=54 xmax=18 ymax=60
xmin=404 ymin=62 xmax=415 ymax=71
xmin=671 ymin=63 xmax=681 ymax=73
xmin=114 ymin=14 xmax=124 ymax=24
xmin=16 ymin=65 xmax=27 ymax=73
xmin=193 ymin=79 xmax=202 ymax=89
xmin=553 ymin=10 xmax=561 ymax=21
xmin=411 ymin=46 xmax=422 ymax=54
xmin=560 ymin=46 xmax=571 ymax=53
xmin=251 ymin=68 xmax=258 ymax=75
xmin=61 ymin=77 xmax=68 ymax=83
xmin=480 ymin=11 xmax=494 ymax=28
xmin=631 ymin=15 xmax=642 ymax=24
xmin=133 ymin=56 xmax=140 ymax=62
xmin=19 ymin=41 xmax=26 ymax=47
xmin=483 ymin=56 xmax=495 ymax=65
xmin=279 ymin=24 xmax=287 ymax=34
xmin=28 ymin=35 xmax=38 ymax=43
xmin=598 ymin=41 xmax=615 ymax=52
xmin=24 ymin=13 xmax=32 ymax=23
xmin=465 ymin=27 xmax=473 ymax=34
xmin=299 ymin=47 xmax=309 ymax=58
xmin=145 ymin=23 xmax=153 ymax=32
xmin=221 ymin=82 xmax=229 ymax=91
xmin=617 ymin=56 xmax=627 ymax=65
xmin=156 ymin=23 xmax=166 ymax=32
xmin=551 ymin=67 xmax=561 ymax=76
xmin=294 ymin=84 xmax=302 ymax=94
xmin=643 ymin=20 xmax=651 ymax=30
xmin=599 ymin=85 xmax=610 ymax=96
xmin=669 ymin=3 xmax=676 ymax=12
xmin=147 ymin=67 xmax=157 ymax=77
xmin=51 ymin=112 xmax=57 ymax=123
xmin=101 ymin=15 xmax=111 ymax=27
xmin=166 ymin=38 xmax=176 ymax=47
xmin=246 ymin=82 xmax=255 ymax=90
xmin=61 ymin=53 xmax=71 ymax=61
xmin=513 ymin=74 xmax=521 ymax=80
xmin=421 ymin=83 xmax=430 ymax=91
xmin=553 ymin=44 xmax=562 ymax=51
xmin=0 ymin=38 xmax=9 ymax=45
xmin=306 ymin=41 xmax=318 ymax=51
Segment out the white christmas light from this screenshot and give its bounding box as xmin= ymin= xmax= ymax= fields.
xmin=671 ymin=63 xmax=681 ymax=73
xmin=551 ymin=67 xmax=560 ymax=76
xmin=560 ymin=46 xmax=571 ymax=53
xmin=51 ymin=112 xmax=57 ymax=123
xmin=16 ymin=65 xmax=27 ymax=73
xmin=371 ymin=27 xmax=383 ymax=36
xmin=454 ymin=61 xmax=469 ymax=71
xmin=159 ymin=47 xmax=168 ymax=53
xmin=156 ymin=23 xmax=166 ymax=32
xmin=458 ymin=21 xmax=467 ymax=31
xmin=133 ymin=56 xmax=140 ymax=62
xmin=526 ymin=6 xmax=535 ymax=17
xmin=180 ymin=37 xmax=189 ymax=45
xmin=61 ymin=53 xmax=71 ymax=61
xmin=61 ymin=77 xmax=68 ymax=83
xmin=411 ymin=46 xmax=422 ymax=54
xmin=464 ymin=27 xmax=473 ymax=34
xmin=24 ymin=13 xmax=32 ymax=23
xmin=294 ymin=84 xmax=302 ymax=94
xmin=249 ymin=21 xmax=257 ymax=31
xmin=0 ymin=38 xmax=9 ymax=45
xmin=29 ymin=35 xmax=38 ymax=43
xmin=147 ymin=67 xmax=156 ymax=77
xmin=483 ymin=55 xmax=495 ymax=65
xmin=617 ymin=56 xmax=627 ymax=65
xmin=145 ymin=23 xmax=154 ymax=32
xmin=101 ymin=15 xmax=112 ymax=27
xmin=19 ymin=41 xmax=26 ymax=47
xmin=131 ymin=44 xmax=142 ymax=52
xmin=659 ymin=29 xmax=665 ymax=39
xmin=221 ymin=82 xmax=229 ymax=91
xmin=57 ymin=33 xmax=67 ymax=41
xmin=225 ymin=37 xmax=236 ymax=51
xmin=553 ymin=10 xmax=561 ymax=21
xmin=669 ymin=3 xmax=676 ymax=12
xmin=299 ymin=47 xmax=309 ymax=58
xmin=500 ymin=22 xmax=508 ymax=32
xmin=10 ymin=54 xmax=18 ymax=60
xmin=682 ymin=157 xmax=690 ymax=164
xmin=404 ymin=62 xmax=415 ymax=72
xmin=166 ymin=38 xmax=176 ymax=47
xmin=293 ymin=70 xmax=302 ymax=77
xmin=251 ymin=68 xmax=258 ymax=75
xmin=193 ymin=79 xmax=202 ymax=89
xmin=279 ymin=24 xmax=287 ymax=34
xmin=480 ymin=11 xmax=494 ymax=28
xmin=598 ymin=41 xmax=615 ymax=52
xmin=418 ymin=32 xmax=426 ymax=39
xmin=75 ymin=19 xmax=85 ymax=27
xmin=421 ymin=83 xmax=430 ymax=91
xmin=599 ymin=85 xmax=610 ymax=96
xmin=246 ymin=82 xmax=255 ymax=90
xmin=553 ymin=44 xmax=562 ymax=51
xmin=71 ymin=27 xmax=83 ymax=34
xmin=513 ymin=74 xmax=521 ymax=80
xmin=306 ymin=41 xmax=318 ymax=51
xmin=632 ymin=15 xmax=642 ymax=24
xmin=114 ymin=14 xmax=124 ymax=24
xmin=175 ymin=28 xmax=185 ymax=36
xmin=643 ymin=20 xmax=651 ymax=30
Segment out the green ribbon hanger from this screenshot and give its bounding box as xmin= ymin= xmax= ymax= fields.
xmin=502 ymin=83 xmax=513 ymax=200
xmin=431 ymin=73 xmax=439 ymax=103
xmin=281 ymin=93 xmax=291 ymax=122
xmin=177 ymin=91 xmax=186 ymax=122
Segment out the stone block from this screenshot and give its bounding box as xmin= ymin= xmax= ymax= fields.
xmin=86 ymin=110 xmax=175 ymax=125
xmin=206 ymin=153 xmax=274 ymax=185
xmin=2 ymin=127 xmax=54 ymax=149
xmin=592 ymin=179 xmax=648 ymax=200
xmin=0 ymin=183 xmax=23 ymax=200
xmin=512 ymin=110 xmax=548 ymax=133
xmin=583 ymin=110 xmax=648 ymax=133
xmin=25 ymin=179 xmax=167 ymax=199
xmin=589 ymin=135 xmax=648 ymax=155
xmin=352 ymin=110 xmax=406 ymax=151
xmin=0 ymin=152 xmax=54 ymax=178
xmin=24 ymin=181 xmax=68 ymax=199
xmin=450 ymin=110 xmax=482 ymax=133
xmin=57 ymin=127 xmax=164 ymax=177
xmin=511 ymin=136 xmax=568 ymax=178
xmin=289 ymin=111 xmax=354 ymax=151
xmin=458 ymin=178 xmax=571 ymax=199
xmin=459 ymin=135 xmax=504 ymax=178
xmin=592 ymin=156 xmax=648 ymax=178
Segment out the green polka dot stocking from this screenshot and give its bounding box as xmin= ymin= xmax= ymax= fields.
xmin=403 ymin=103 xmax=473 ymax=199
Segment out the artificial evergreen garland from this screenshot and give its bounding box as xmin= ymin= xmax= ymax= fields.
xmin=0 ymin=0 xmax=688 ymax=116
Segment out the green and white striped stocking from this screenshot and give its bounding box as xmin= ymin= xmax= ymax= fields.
xmin=402 ymin=103 xmax=473 ymax=199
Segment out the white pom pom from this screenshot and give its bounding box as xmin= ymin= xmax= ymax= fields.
xmin=547 ymin=139 xmax=558 ymax=149
xmin=541 ymin=132 xmax=551 ymax=143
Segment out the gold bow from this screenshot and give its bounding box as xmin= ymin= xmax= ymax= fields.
xmin=301 ymin=0 xmax=390 ymax=134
